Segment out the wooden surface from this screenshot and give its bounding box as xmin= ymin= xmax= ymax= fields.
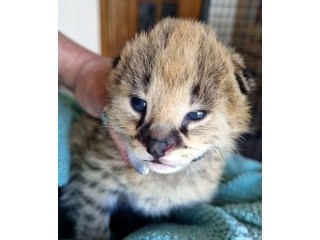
xmin=100 ymin=0 xmax=202 ymax=57
xmin=100 ymin=0 xmax=138 ymax=57
xmin=178 ymin=0 xmax=202 ymax=20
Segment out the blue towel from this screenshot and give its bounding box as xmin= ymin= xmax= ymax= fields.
xmin=58 ymin=93 xmax=262 ymax=239
xmin=58 ymin=94 xmax=73 ymax=187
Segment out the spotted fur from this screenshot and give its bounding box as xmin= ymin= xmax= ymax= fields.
xmin=60 ymin=18 xmax=254 ymax=240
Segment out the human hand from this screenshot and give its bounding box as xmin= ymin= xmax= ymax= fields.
xmin=59 ymin=32 xmax=112 ymax=118
xmin=73 ymin=57 xmax=112 ymax=118
xmin=58 ymin=32 xmax=128 ymax=163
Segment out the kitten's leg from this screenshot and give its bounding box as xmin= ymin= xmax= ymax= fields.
xmin=61 ymin=183 xmax=117 ymax=240
xmin=74 ymin=205 xmax=112 ymax=240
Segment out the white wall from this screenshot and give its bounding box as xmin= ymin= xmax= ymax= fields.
xmin=58 ymin=0 xmax=101 ymax=54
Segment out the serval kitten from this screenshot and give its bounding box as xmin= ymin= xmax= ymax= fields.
xmin=60 ymin=18 xmax=254 ymax=240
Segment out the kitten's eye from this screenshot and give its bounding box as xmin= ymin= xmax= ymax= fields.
xmin=131 ymin=97 xmax=147 ymax=113
xmin=185 ymin=111 xmax=207 ymax=121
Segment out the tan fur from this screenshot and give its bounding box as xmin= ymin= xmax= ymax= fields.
xmin=60 ymin=18 xmax=253 ymax=240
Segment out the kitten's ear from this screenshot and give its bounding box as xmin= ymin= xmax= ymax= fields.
xmin=230 ymin=51 xmax=255 ymax=95
xmin=112 ymin=56 xmax=121 ymax=69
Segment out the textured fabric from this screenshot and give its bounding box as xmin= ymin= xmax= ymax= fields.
xmin=58 ymin=94 xmax=73 ymax=187
xmin=58 ymin=94 xmax=262 ymax=239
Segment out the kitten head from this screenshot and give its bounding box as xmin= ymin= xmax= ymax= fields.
xmin=105 ymin=18 xmax=253 ymax=174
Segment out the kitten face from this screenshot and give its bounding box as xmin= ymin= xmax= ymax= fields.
xmin=106 ymin=19 xmax=253 ymax=174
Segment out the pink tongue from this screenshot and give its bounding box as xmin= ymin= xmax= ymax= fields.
xmin=108 ymin=128 xmax=131 ymax=166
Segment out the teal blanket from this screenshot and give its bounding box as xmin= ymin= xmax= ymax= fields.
xmin=58 ymin=93 xmax=262 ymax=240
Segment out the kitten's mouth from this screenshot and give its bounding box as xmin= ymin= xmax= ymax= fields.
xmin=150 ymin=159 xmax=175 ymax=167
xmin=125 ymin=144 xmax=178 ymax=174
xmin=146 ymin=159 xmax=183 ymax=174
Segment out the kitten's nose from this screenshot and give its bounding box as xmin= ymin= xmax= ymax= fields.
xmin=147 ymin=139 xmax=172 ymax=159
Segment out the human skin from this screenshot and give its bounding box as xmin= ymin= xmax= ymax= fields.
xmin=58 ymin=32 xmax=127 ymax=160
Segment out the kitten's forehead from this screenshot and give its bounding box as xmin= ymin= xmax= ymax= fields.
xmin=148 ymin=22 xmax=230 ymax=103
xmin=122 ymin=19 xmax=232 ymax=103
